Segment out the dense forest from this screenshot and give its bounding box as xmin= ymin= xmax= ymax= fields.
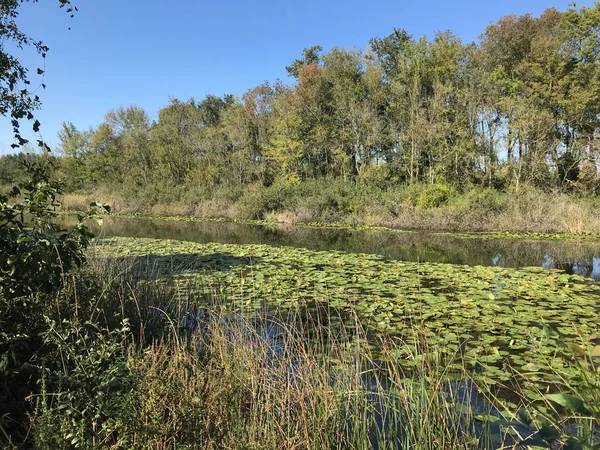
xmin=2 ymin=3 xmax=600 ymax=228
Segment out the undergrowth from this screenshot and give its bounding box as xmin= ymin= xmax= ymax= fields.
xmin=60 ymin=181 xmax=600 ymax=234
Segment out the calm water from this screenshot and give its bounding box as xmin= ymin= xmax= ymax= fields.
xmin=58 ymin=215 xmax=600 ymax=281
xmin=57 ymin=214 xmax=599 ymax=446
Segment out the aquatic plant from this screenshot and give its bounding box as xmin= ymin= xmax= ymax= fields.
xmin=95 ymin=237 xmax=600 ymax=385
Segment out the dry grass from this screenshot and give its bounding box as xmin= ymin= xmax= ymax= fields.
xmin=374 ymin=190 xmax=600 ymax=234
xmin=491 ymin=192 xmax=600 ymax=234
xmin=263 ymin=209 xmax=298 ymax=224
xmin=560 ymin=203 xmax=594 ymax=234
xmin=194 ymin=198 xmax=244 ymax=219
xmin=60 ymin=193 xmax=128 ymax=213
xmin=62 ymin=184 xmax=600 ymax=234
xmin=150 ymin=201 xmax=194 ymax=217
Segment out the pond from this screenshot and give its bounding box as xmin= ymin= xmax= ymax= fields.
xmin=58 ymin=215 xmax=600 ymax=281
xmin=65 ymin=214 xmax=600 ymax=446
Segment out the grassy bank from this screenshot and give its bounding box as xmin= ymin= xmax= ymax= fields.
xmin=60 ymin=181 xmax=600 ymax=234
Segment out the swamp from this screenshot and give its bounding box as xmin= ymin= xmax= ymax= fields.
xmin=3 ymin=0 xmax=600 ymax=447
xmin=50 ymin=214 xmax=600 ymax=448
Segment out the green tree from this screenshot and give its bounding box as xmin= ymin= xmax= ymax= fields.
xmin=267 ymin=87 xmax=304 ymax=184
xmin=293 ymin=59 xmax=336 ymax=178
xmin=57 ymin=122 xmax=96 ymax=190
xmin=221 ymin=101 xmax=266 ymax=185
xmin=286 ymin=45 xmax=323 ymax=78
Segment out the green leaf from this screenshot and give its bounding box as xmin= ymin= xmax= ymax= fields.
xmin=564 ymin=438 xmax=583 ymax=450
xmin=545 ymin=394 xmax=591 ymax=415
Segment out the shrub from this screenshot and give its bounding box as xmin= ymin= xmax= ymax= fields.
xmin=31 ymin=321 xmax=138 ymax=450
xmin=358 ymin=164 xmax=395 ymax=189
xmin=0 ymin=160 xmax=108 ymax=445
xmin=415 ymin=183 xmax=455 ymax=209
xmin=462 ymin=187 xmax=508 ymax=214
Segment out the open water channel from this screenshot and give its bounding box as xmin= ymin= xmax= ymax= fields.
xmin=59 ymin=215 xmax=600 ymax=281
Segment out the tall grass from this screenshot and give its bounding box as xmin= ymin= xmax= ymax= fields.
xmin=20 ymin=254 xmax=599 ymax=449
xmin=24 ymin=255 xmax=504 ymax=449
xmin=60 ymin=181 xmax=600 ymax=234
xmin=32 ymin=314 xmax=495 ymax=449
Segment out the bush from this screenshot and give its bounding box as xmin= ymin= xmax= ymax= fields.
xmin=358 ymin=164 xmax=395 ymax=189
xmin=235 ymin=183 xmax=291 ymax=219
xmin=460 ymin=187 xmax=508 ymax=214
xmin=0 ymin=161 xmax=107 ymax=446
xmin=416 ymin=183 xmax=455 ymax=209
xmin=31 ymin=321 xmax=138 ymax=450
xmin=395 ymin=183 xmax=457 ymax=211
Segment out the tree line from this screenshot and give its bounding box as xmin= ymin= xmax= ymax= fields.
xmin=24 ymin=3 xmax=600 ymax=196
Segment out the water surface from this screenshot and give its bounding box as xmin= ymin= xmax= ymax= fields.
xmin=58 ymin=215 xmax=600 ymax=281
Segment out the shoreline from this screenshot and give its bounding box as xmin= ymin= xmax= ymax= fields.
xmin=58 ymin=209 xmax=600 ymax=242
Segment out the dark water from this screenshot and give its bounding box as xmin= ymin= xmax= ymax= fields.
xmin=58 ymin=215 xmax=600 ymax=281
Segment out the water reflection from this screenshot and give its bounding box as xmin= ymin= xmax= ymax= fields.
xmin=58 ymin=215 xmax=600 ymax=281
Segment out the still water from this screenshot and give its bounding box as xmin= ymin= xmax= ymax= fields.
xmin=56 ymin=214 xmax=599 ymax=447
xmin=58 ymin=215 xmax=600 ymax=281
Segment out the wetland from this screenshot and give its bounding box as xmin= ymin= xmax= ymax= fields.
xmin=76 ymin=215 xmax=600 ymax=386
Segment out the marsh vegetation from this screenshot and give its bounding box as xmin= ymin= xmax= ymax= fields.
xmin=20 ymin=230 xmax=600 ymax=449
xmin=2 ymin=1 xmax=600 ymax=448
xmin=2 ymin=183 xmax=600 ymax=448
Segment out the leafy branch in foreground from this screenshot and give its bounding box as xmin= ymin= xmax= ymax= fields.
xmin=0 ymin=157 xmax=108 ymax=445
xmin=1 ymin=0 xmax=77 ymax=148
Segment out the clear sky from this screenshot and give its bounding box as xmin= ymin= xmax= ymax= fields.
xmin=0 ymin=0 xmax=595 ymax=154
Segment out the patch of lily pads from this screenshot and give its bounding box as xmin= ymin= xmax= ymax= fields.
xmin=435 ymin=230 xmax=600 ymax=242
xmin=94 ymin=237 xmax=600 ymax=384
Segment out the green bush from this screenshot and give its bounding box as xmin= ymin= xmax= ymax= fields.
xmin=32 ymin=321 xmax=138 ymax=450
xmin=358 ymin=164 xmax=395 ymax=189
xmin=0 ymin=160 xmax=108 ymax=446
xmin=236 ymin=183 xmax=291 ymax=219
xmin=462 ymin=187 xmax=508 ymax=214
xmin=413 ymin=183 xmax=456 ymax=209
xmin=294 ymin=178 xmax=380 ymax=218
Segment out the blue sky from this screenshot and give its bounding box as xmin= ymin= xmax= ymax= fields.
xmin=0 ymin=0 xmax=595 ymax=154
